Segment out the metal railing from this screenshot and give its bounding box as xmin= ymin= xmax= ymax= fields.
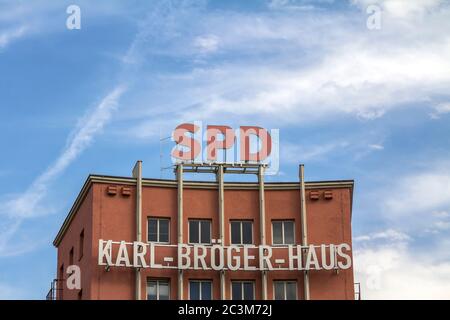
xmin=46 ymin=278 xmax=64 ymax=300
xmin=354 ymin=282 xmax=361 ymax=300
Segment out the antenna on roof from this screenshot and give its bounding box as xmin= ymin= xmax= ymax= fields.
xmin=159 ymin=127 xmax=172 ymax=179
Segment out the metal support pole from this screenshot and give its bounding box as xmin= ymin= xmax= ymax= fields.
xmin=259 ymin=166 xmax=267 ymax=300
xmin=262 ymin=271 xmax=268 ymax=300
xmin=177 ymin=164 xmax=184 ymax=300
xmin=132 ymin=160 xmax=143 ymax=300
xmin=217 ymin=165 xmax=226 ymax=300
xmin=299 ymin=164 xmax=310 ymax=300
xmin=218 ymin=165 xmax=225 ymax=245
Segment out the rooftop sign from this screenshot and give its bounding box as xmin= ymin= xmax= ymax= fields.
xmin=171 ymin=122 xmax=279 ymax=175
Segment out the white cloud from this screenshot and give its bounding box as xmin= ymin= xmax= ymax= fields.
xmin=0 ymin=218 xmax=23 ymax=256
xmin=383 ymin=168 xmax=450 ymax=218
xmin=0 ymin=25 xmax=27 ymax=49
xmin=354 ymin=240 xmax=450 ymax=299
xmin=194 ymin=34 xmax=220 ymax=53
xmin=0 ymin=0 xmax=136 ymax=51
xmin=194 ymin=38 xmax=450 ymax=122
xmin=0 ymin=85 xmax=126 ymax=256
xmin=355 ymin=162 xmax=450 ymax=299
xmin=432 ymin=221 xmax=450 ymax=230
xmin=281 ymin=141 xmax=350 ymax=163
xmin=279 ymin=136 xmax=385 ymax=165
xmin=3 ymin=0 xmax=449 ymax=132
xmin=430 ymin=102 xmax=450 ymax=119
xmin=425 ymin=210 xmax=450 ymax=234
xmin=368 ymin=144 xmax=384 ymax=150
xmin=1 ymin=85 xmax=125 ymax=219
xmin=433 ymin=210 xmax=450 ymax=218
xmin=352 ymin=0 xmax=445 ymax=19
xmin=352 ymin=162 xmax=450 ymax=297
xmin=354 ymin=229 xmax=410 ymax=242
xmin=118 ymin=1 xmax=450 ymax=137
xmin=268 ymin=0 xmax=317 ymax=11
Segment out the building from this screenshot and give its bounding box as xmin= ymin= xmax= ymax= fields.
xmin=48 ymin=162 xmax=356 ymax=300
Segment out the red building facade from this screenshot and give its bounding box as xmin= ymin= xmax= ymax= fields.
xmin=51 ymin=163 xmax=355 ymax=300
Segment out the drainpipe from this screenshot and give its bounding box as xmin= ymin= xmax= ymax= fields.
xmin=259 ymin=166 xmax=267 ymax=300
xmin=217 ymin=165 xmax=226 ymax=299
xmin=299 ymin=164 xmax=310 ymax=300
xmin=177 ymin=164 xmax=184 ymax=300
xmin=132 ymin=160 xmax=143 ymax=300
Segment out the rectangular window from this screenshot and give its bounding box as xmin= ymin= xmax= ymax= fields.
xmin=189 ymin=280 xmax=212 ymax=300
xmin=147 ymin=279 xmax=170 ymax=300
xmin=272 ymin=221 xmax=295 ymax=245
xmin=274 ymin=281 xmax=297 ymax=300
xmin=79 ymin=229 xmax=84 ymax=260
xmin=69 ymin=247 xmax=74 ymax=266
xmin=230 ymin=221 xmax=253 ymax=245
xmin=148 ymin=218 xmax=170 ymax=243
xmin=231 ymin=281 xmax=255 ymax=300
xmin=189 ymin=220 xmax=211 ymax=244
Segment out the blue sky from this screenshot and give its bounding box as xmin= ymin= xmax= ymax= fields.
xmin=1 ymin=0 xmax=450 ymax=299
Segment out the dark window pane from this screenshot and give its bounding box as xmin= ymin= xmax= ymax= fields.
xmin=159 ymin=219 xmax=169 ymax=243
xmin=231 ymin=222 xmax=241 ymax=244
xmin=148 ymin=219 xmax=157 ymax=242
xmin=189 ymin=221 xmax=199 ymax=243
xmin=284 ymin=221 xmax=294 ymax=244
xmin=79 ymin=230 xmax=84 ymax=258
xmin=147 ymin=281 xmax=157 ymax=300
xmin=69 ymin=247 xmax=74 ymax=265
xmin=274 ymin=282 xmax=284 ymax=300
xmin=286 ymin=282 xmax=296 ymax=300
xmin=159 ymin=282 xmax=169 ymax=300
xmin=243 ymin=282 xmax=254 ymax=300
xmin=272 ymin=222 xmax=283 ymax=244
xmin=242 ymin=222 xmax=252 ymax=244
xmin=201 ymin=282 xmax=212 ymax=300
xmin=201 ymin=221 xmax=211 ymax=244
xmin=190 ymin=281 xmax=200 ymax=300
xmin=231 ymin=282 xmax=242 ymax=300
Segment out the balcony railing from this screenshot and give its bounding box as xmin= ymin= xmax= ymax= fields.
xmin=46 ymin=278 xmax=64 ymax=300
xmin=354 ymin=282 xmax=362 ymax=300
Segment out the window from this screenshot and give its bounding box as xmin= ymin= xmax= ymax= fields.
xmin=148 ymin=218 xmax=170 ymax=243
xmin=189 ymin=280 xmax=212 ymax=300
xmin=230 ymin=221 xmax=253 ymax=245
xmin=189 ymin=220 xmax=211 ymax=244
xmin=272 ymin=221 xmax=295 ymax=245
xmin=147 ymin=279 xmax=170 ymax=300
xmin=79 ymin=229 xmax=84 ymax=260
xmin=274 ymin=281 xmax=297 ymax=300
xmin=78 ymin=289 xmax=83 ymax=300
xmin=231 ymin=281 xmax=255 ymax=300
xmin=69 ymin=247 xmax=74 ymax=266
